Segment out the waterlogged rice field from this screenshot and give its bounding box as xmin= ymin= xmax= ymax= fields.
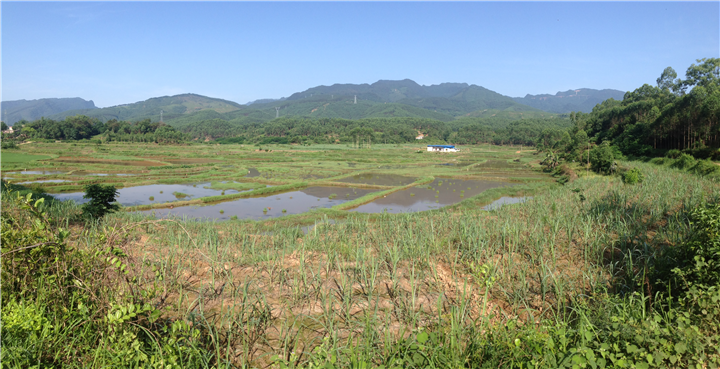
xmin=52 ymin=182 xmax=250 ymax=206
xmin=143 ymin=186 xmax=376 ymax=221
xmin=349 ymin=178 xmax=511 ymax=213
xmin=1 ymin=142 xmax=546 ymax=221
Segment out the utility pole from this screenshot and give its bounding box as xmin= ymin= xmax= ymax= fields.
xmin=275 ymin=107 xmax=280 ymax=119
xmin=160 ymin=110 xmax=163 ymax=123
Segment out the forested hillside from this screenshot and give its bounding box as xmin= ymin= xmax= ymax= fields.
xmin=45 ymin=94 xmax=242 ymax=123
xmin=535 ymin=58 xmax=720 ymax=169
xmin=513 ymin=88 xmax=626 ymax=113
xmin=1 ymin=98 xmax=96 ymax=125
xmin=252 ymin=79 xmax=541 ymax=118
xmin=584 ymin=58 xmax=719 ymax=158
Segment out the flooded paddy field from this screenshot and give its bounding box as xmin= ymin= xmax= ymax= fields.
xmin=17 ymin=179 xmax=71 ymax=184
xmin=2 ymin=141 xmax=553 ymax=221
xmin=336 ymin=173 xmax=417 ymax=186
xmin=349 ymin=178 xmax=511 ymax=213
xmin=51 ymin=182 xmax=248 ymax=206
xmin=140 ymin=186 xmax=376 ymax=221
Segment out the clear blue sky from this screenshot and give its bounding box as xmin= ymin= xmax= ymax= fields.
xmin=2 ymin=2 xmax=718 ymax=108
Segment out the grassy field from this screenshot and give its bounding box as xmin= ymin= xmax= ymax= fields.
xmin=2 ymin=142 xmax=719 ymax=368
xmin=0 ymin=151 xmax=54 ymax=164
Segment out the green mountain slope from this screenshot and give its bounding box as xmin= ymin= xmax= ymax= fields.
xmin=1 ymin=98 xmax=96 ymax=125
xmin=513 ymin=88 xmax=626 ymax=113
xmin=251 ymin=79 xmax=538 ymax=120
xmin=46 ymin=93 xmax=242 ymax=123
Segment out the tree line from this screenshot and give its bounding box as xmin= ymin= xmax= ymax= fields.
xmin=3 ymin=116 xmax=187 ymax=144
xmin=538 ymin=58 xmax=719 ymax=163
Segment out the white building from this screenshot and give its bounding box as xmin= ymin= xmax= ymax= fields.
xmin=427 ymin=145 xmax=459 ymax=152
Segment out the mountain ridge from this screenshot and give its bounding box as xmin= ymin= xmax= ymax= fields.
xmin=512 ymin=88 xmax=626 ymax=113
xmin=1 ymin=97 xmax=97 ymax=125
xmin=3 ymin=81 xmax=624 ymax=126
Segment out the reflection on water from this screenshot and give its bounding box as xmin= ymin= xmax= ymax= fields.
xmin=481 ymin=196 xmax=532 ymax=210
xmin=51 ymin=183 xmax=241 ymax=206
xmin=349 ymin=178 xmax=510 ymax=214
xmin=17 ymin=179 xmax=71 ymax=184
xmin=337 ymin=173 xmax=416 ymax=186
xmin=9 ymin=171 xmax=66 ymax=175
xmin=140 ymin=186 xmax=376 ymax=221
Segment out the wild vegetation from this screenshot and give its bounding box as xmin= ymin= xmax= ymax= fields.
xmin=2 ymin=136 xmax=719 ymax=368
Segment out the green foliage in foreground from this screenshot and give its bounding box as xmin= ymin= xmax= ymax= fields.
xmin=1 ymin=191 xmax=214 ymax=368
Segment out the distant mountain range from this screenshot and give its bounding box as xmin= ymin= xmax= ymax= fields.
xmin=513 ymin=88 xmax=626 ymax=114
xmin=2 ymin=81 xmax=626 ymax=125
xmin=1 ymin=98 xmax=97 ymax=125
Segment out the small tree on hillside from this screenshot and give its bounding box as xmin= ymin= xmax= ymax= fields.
xmin=82 ymin=184 xmax=120 ymax=219
xmin=589 ymin=142 xmax=615 ymax=173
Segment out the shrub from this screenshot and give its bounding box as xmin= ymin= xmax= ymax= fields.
xmin=670 ymin=153 xmax=696 ymax=170
xmin=81 ymin=184 xmax=120 ymax=219
xmin=621 ymin=167 xmax=644 ymax=184
xmin=689 ymin=159 xmax=720 ymax=177
xmin=666 ymin=149 xmax=682 ymax=158
xmin=652 ymin=202 xmax=720 ymax=297
xmin=589 ymin=142 xmax=615 ymax=173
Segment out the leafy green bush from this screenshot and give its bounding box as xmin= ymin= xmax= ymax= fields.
xmin=589 ymin=142 xmax=615 ymax=173
xmin=621 ymin=167 xmax=645 ymax=184
xmin=652 ymin=202 xmax=720 ymax=298
xmin=670 ymin=153 xmax=696 ymax=170
xmin=689 ymin=159 xmax=720 ymax=177
xmin=666 ymin=149 xmax=682 ymax=159
xmin=81 ymin=184 xmax=120 ymax=219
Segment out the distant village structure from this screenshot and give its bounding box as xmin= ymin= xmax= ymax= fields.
xmin=427 ymin=145 xmax=459 ymax=152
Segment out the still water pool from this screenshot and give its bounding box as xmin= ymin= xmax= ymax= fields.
xmin=349 ymin=178 xmax=511 ymax=213
xmin=140 ymin=186 xmax=376 ymax=221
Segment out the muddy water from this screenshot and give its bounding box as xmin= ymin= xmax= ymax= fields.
xmin=70 ymin=171 xmax=136 ymax=176
xmin=349 ymin=178 xmax=510 ymax=213
xmin=245 ymin=168 xmax=261 ymax=177
xmin=17 ymin=179 xmax=71 ymax=184
xmin=140 ymin=186 xmax=376 ymax=221
xmin=337 ymin=173 xmax=416 ymax=186
xmin=51 ymin=183 xmax=245 ymax=206
xmin=9 ymin=171 xmax=67 ymax=175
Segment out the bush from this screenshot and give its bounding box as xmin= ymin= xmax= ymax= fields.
xmin=621 ymin=167 xmax=644 ymax=184
xmin=670 ymin=153 xmax=696 ymax=170
xmin=81 ymin=184 xmax=120 ymax=219
xmin=689 ymin=159 xmax=720 ymax=177
xmin=589 ymin=142 xmax=615 ymax=173
xmin=666 ymin=149 xmax=682 ymax=159
xmin=652 ymin=202 xmax=720 ymax=297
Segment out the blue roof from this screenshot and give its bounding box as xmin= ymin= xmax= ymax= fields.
xmin=427 ymin=145 xmax=455 ymax=148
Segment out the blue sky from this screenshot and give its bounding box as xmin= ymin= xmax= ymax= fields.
xmin=2 ymin=2 xmax=718 ymax=108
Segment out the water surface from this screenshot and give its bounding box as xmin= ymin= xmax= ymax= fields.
xmin=9 ymin=171 xmax=66 ymax=175
xmin=140 ymin=186 xmax=376 ymax=221
xmin=337 ymin=173 xmax=416 ymax=186
xmin=17 ymin=179 xmax=71 ymax=184
xmin=51 ymin=182 xmax=241 ymax=206
xmin=349 ymin=178 xmax=510 ymax=213
xmin=481 ymin=196 xmax=532 ymax=210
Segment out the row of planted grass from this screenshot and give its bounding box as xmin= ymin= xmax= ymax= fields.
xmin=4 ymin=161 xmax=716 ymax=367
